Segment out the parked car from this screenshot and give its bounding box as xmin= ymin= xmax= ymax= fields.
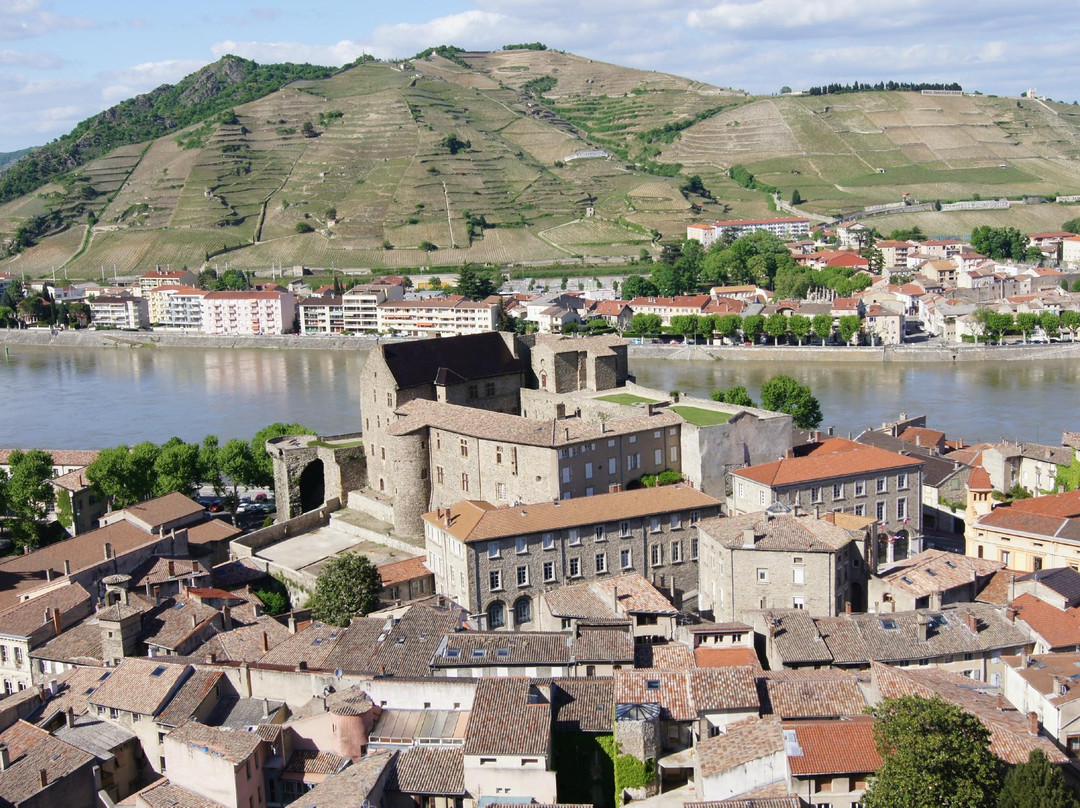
xmin=197 ymin=495 xmax=223 ymax=513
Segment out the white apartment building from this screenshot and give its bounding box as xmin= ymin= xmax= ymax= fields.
xmin=1063 ymin=236 xmax=1080 ymax=267
xmin=298 ymin=296 xmax=345 ymax=334
xmin=342 ymin=281 xmax=405 ymax=332
xmin=688 ymin=218 xmax=810 ymax=246
xmin=137 ymin=269 xmax=198 ymax=295
xmin=201 ymin=291 xmax=296 ymax=335
xmin=146 ymin=285 xmax=208 ymax=330
xmin=376 ymin=295 xmax=497 ymax=336
xmin=89 ymin=295 xmax=149 ymax=329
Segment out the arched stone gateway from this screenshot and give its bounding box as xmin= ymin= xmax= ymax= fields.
xmin=299 ymin=459 xmax=325 ymax=513
xmin=268 ymin=433 xmax=367 ymax=520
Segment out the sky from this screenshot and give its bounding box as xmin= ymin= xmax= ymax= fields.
xmin=2 ymin=0 xmax=1079 ymax=153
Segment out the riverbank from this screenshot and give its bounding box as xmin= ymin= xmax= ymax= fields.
xmin=0 ymin=329 xmax=379 ymax=351
xmin=627 ymin=342 xmax=1080 ymax=363
xmin=2 ymin=328 xmax=1078 ymax=362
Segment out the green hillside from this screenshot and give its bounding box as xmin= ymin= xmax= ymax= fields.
xmin=4 ymin=49 xmax=1080 ymax=276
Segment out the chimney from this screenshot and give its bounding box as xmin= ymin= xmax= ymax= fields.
xmin=742 ymin=528 xmax=756 ymax=548
xmin=62 ymin=560 xmax=70 ymax=576
xmin=612 ymin=585 xmax=619 ymax=614
xmin=205 ymin=653 xmax=216 ymax=664
xmin=1005 ymin=606 xmax=1017 ymax=623
xmin=167 ymin=560 xmax=175 ymax=577
xmin=262 ymin=698 xmax=270 ymax=719
xmin=261 ymin=632 xmax=269 ymax=653
xmin=153 ymin=586 xmax=161 ymax=607
xmin=222 ymin=605 xmax=232 ymax=631
xmin=965 ymin=613 xmax=979 ymax=633
xmin=785 ymin=448 xmax=795 ymax=459
xmin=48 ymin=679 xmax=58 ymax=697
xmin=916 ymin=612 xmax=930 ymax=642
xmin=1028 ymin=711 xmax=1039 ymax=736
xmin=845 ymin=601 xmax=852 ymax=615
xmin=296 ymin=660 xmax=307 ymax=671
xmin=45 ymin=569 xmax=52 ymax=583
xmin=38 ymin=770 xmax=47 ymax=788
xmin=609 ymin=483 xmax=621 ymax=494
xmin=814 ymin=505 xmax=821 ymax=520
xmin=191 ymin=614 xmax=198 ymax=629
xmin=65 ymin=707 xmax=75 ymax=728
xmin=51 ymin=608 xmax=61 ymax=636
xmin=287 ymin=615 xmax=297 ymax=634
xmin=103 ymin=542 xmax=112 ymax=560
xmin=0 ymin=744 xmax=9 ymax=771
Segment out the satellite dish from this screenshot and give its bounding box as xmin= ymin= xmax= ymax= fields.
xmin=334 ymin=669 xmax=343 ymax=678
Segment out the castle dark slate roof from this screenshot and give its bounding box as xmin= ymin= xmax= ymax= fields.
xmin=381 ymin=332 xmax=524 ymax=389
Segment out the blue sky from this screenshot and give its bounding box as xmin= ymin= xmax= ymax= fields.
xmin=2 ymin=0 xmax=1079 ymax=152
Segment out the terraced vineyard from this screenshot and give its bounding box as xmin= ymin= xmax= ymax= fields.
xmin=6 ymin=49 xmax=1080 ymax=276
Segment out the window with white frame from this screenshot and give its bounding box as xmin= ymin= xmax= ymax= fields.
xmin=585 ymin=462 xmax=593 ymax=480
xmin=489 ymin=570 xmax=502 ymax=591
xmin=854 ymin=503 xmax=865 ymax=517
xmin=517 ymin=566 xmax=529 ymax=586
xmin=671 ymin=541 xmax=682 ymax=562
xmin=811 ymin=486 xmax=823 ymax=503
xmin=543 ymin=561 xmax=556 ymax=582
xmin=620 ymin=521 xmax=631 ymax=537
xmin=671 ymin=513 xmax=681 ymax=529
xmin=621 ymin=548 xmax=632 ymax=569
xmin=496 ymin=483 xmax=507 ymax=501
xmin=691 ymin=538 xmax=698 ymax=559
xmin=569 ymin=557 xmax=581 ymax=577
xmin=793 ymin=567 xmax=805 ymax=585
xmin=650 ymin=517 xmax=661 ymax=533
xmin=793 ymin=595 xmax=805 ymax=609
xmin=877 ymin=476 xmax=887 ymax=493
xmin=669 ymin=445 xmax=678 ymax=462
xmin=488 ymin=542 xmax=500 ymax=559
xmin=757 ymin=568 xmax=768 ymax=582
xmin=654 ymin=449 xmax=663 ymax=465
xmin=854 ymin=480 xmax=865 ymax=496
xmin=897 ymin=497 xmax=907 ymax=520
xmin=595 ymin=552 xmax=607 ymax=573
xmin=876 ymin=501 xmax=886 ymax=521
xmin=651 ymin=544 xmax=662 ymax=566
xmin=542 ymin=533 xmax=555 ymax=550
xmin=569 ymin=529 xmax=581 ymax=546
xmin=516 ymin=537 xmax=528 ymax=554
xmin=608 ymin=458 xmax=617 ymax=474
xmin=595 ymin=525 xmax=605 ymax=542
xmin=898 ymin=472 xmax=908 ymax=489
xmin=832 ymin=483 xmax=844 ymax=499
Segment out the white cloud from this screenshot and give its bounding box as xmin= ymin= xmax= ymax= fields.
xmin=0 ymin=0 xmax=97 ymax=41
xmin=0 ymin=47 xmax=62 ymax=68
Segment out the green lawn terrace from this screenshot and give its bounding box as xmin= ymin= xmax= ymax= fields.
xmin=668 ymin=405 xmax=732 ymax=427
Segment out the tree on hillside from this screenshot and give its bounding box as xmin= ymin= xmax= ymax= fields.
xmin=5 ymin=450 xmax=55 ymax=552
xmin=790 ymin=189 xmax=803 ymax=205
xmin=760 ymin=375 xmax=822 ymax=429
xmin=999 ymin=749 xmax=1079 ymax=808
xmin=864 ymin=695 xmax=1003 ymax=808
xmin=1063 ymin=217 xmax=1080 ymax=235
xmin=441 ymin=133 xmax=471 ymax=155
xmin=309 ymin=553 xmax=382 ymax=626
xmin=454 ymin=264 xmax=499 ymax=300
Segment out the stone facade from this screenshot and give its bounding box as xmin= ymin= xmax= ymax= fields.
xmin=697 ymin=513 xmax=870 ymax=622
xmin=424 ymin=493 xmax=721 ymax=625
xmin=269 ymin=434 xmax=367 ymax=521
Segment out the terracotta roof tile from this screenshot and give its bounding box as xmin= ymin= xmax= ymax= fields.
xmin=732 ymin=438 xmax=923 ymax=487
xmin=878 ymin=549 xmax=1003 ymax=598
xmin=87 ymin=658 xmax=188 ymax=716
xmin=759 ymin=669 xmax=868 ymax=719
xmin=783 ymin=715 xmax=881 ymax=775
xmin=552 ymin=678 xmax=614 ymax=732
xmin=1010 ymin=593 xmax=1080 ymax=649
xmin=698 ymin=718 xmax=784 ymax=776
xmin=421 ymin=483 xmax=717 ymax=546
xmin=0 ymin=583 xmax=90 ymax=637
xmin=291 ymin=750 xmax=396 ymax=807
xmin=166 ymin=720 xmax=261 ymax=765
xmin=463 ymin=678 xmax=550 ymax=757
xmin=694 ymin=647 xmax=762 ymax=668
xmin=135 ymin=779 xmax=228 ymax=808
xmin=572 ymin=627 xmax=635 ymax=663
xmin=123 ymin=492 xmax=205 ymax=528
xmin=387 ymin=746 xmax=465 ymax=795
xmin=635 ymin=643 xmax=695 ymax=670
xmin=156 ymin=670 xmax=224 ymax=727
xmin=0 ymin=721 xmax=94 ymax=805
xmin=378 ymin=556 xmax=431 ymax=586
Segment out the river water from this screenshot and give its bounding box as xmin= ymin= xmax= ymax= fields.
xmin=1 ymin=345 xmax=1076 ymax=448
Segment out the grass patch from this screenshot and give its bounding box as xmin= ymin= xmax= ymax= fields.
xmin=669 ymin=405 xmax=731 ymax=426
xmin=595 ymin=393 xmax=658 ymax=406
xmin=310 ymin=439 xmax=364 ymax=448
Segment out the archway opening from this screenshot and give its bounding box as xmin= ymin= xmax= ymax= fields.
xmin=299 ymin=459 xmax=325 ymax=513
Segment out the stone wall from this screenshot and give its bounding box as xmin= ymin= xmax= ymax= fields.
xmin=230 ymin=498 xmax=341 ymax=558
xmin=269 ymin=434 xmax=365 ymax=521
xmin=615 ymin=716 xmax=660 ymax=763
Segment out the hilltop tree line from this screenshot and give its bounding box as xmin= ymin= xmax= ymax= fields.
xmin=808 ymin=81 xmax=962 ymax=96
xmin=0 ymin=56 xmax=333 ymax=205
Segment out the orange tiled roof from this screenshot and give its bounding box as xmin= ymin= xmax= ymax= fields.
xmin=732 ymin=438 xmax=923 ymax=487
